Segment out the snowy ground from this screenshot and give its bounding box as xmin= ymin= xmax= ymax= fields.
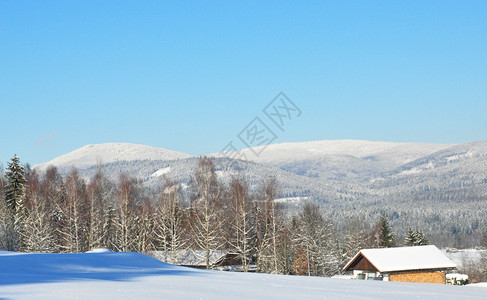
xmin=1 ymin=250 xmax=486 ymax=299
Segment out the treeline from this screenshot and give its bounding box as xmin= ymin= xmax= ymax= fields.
xmin=0 ymin=155 xmax=442 ymax=276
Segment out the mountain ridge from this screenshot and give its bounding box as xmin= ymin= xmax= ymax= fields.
xmin=34 ymin=143 xmax=192 ymax=172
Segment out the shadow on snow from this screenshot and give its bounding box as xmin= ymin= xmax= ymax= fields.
xmin=0 ymin=251 xmax=201 ymax=286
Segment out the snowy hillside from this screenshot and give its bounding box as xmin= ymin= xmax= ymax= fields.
xmin=390 ymin=141 xmax=487 ymax=177
xmin=227 ymin=140 xmax=452 ymax=181
xmin=34 ymin=143 xmax=192 ymax=172
xmin=0 ymin=250 xmax=485 ymax=299
xmin=75 ymin=157 xmax=345 ymax=200
xmin=234 ymin=140 xmax=450 ymax=167
xmin=34 ymin=140 xmax=452 ymax=181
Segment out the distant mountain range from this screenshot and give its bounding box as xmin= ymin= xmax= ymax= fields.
xmin=34 ymin=140 xmax=487 ymax=246
xmin=34 ymin=140 xmax=487 ymax=200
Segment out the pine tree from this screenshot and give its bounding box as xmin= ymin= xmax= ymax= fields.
xmin=404 ymin=227 xmax=415 ymax=246
xmin=404 ymin=227 xmax=429 ymax=246
xmin=374 ymin=214 xmax=395 ymax=248
xmin=43 ymin=166 xmax=65 ymax=252
xmin=415 ymin=230 xmax=429 ymax=246
xmin=4 ymin=155 xmax=27 ymax=251
xmin=102 ymin=203 xmax=116 ymax=249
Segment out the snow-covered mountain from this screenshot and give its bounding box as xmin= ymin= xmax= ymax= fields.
xmin=34 ymin=143 xmax=192 ymax=173
xmin=32 ymin=140 xmax=487 ymax=245
xmin=234 ymin=140 xmax=451 ymax=168
xmin=34 ymin=140 xmax=487 ymax=195
xmin=230 ymin=140 xmax=452 ymax=181
xmin=32 ymin=139 xmax=487 ymax=205
xmin=35 ymin=140 xmax=452 ymax=178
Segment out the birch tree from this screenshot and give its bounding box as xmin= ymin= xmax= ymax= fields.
xmin=154 ymin=180 xmax=186 ymax=262
xmin=86 ymin=170 xmax=112 ymax=250
xmin=114 ymin=174 xmax=139 ymax=252
xmin=23 ymin=169 xmax=53 ymax=252
xmin=257 ymin=178 xmax=282 ymax=273
xmin=189 ymin=157 xmax=224 ymax=269
xmin=229 ymin=177 xmax=252 ymax=271
xmin=292 ymin=202 xmax=336 ymax=276
xmin=57 ymin=169 xmax=89 ymax=252
xmin=134 ymin=200 xmax=155 ymax=253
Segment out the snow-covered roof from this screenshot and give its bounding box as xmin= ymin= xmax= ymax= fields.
xmin=344 ymin=245 xmax=457 ymax=273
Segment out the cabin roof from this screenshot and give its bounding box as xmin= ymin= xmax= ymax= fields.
xmin=343 ymin=245 xmax=457 ymax=273
xmin=150 ymin=250 xmax=229 ymax=266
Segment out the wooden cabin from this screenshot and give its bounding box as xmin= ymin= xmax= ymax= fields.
xmin=343 ymin=245 xmax=456 ymax=284
xmin=149 ymin=250 xmax=255 ymax=271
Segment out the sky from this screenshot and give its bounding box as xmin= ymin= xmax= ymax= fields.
xmin=1 ymin=1 xmax=486 ymax=166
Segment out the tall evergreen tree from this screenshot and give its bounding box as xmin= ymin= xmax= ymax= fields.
xmin=404 ymin=227 xmax=415 ymax=246
xmin=404 ymin=227 xmax=429 ymax=246
xmin=374 ymin=214 xmax=395 ymax=248
xmin=415 ymin=229 xmax=429 ymax=246
xmin=4 ymin=155 xmax=27 ymax=251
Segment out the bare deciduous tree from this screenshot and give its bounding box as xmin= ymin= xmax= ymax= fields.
xmin=189 ymin=157 xmax=224 ymax=269
xmin=293 ymin=202 xmax=338 ymax=276
xmin=257 ymin=178 xmax=282 ymax=274
xmin=154 ymin=179 xmax=186 ymax=262
xmin=229 ymin=177 xmax=252 ymax=271
xmin=57 ymin=169 xmax=89 ymax=253
xmin=115 ymin=174 xmax=139 ymax=252
xmin=23 ymin=169 xmax=53 ymax=252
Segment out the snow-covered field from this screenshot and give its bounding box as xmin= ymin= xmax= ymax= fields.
xmin=1 ymin=251 xmax=486 ymax=299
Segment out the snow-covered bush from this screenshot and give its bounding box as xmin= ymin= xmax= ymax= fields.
xmin=446 ymin=273 xmax=469 ymax=285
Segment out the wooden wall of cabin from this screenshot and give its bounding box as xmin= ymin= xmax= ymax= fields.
xmin=388 ymin=271 xmax=446 ymax=284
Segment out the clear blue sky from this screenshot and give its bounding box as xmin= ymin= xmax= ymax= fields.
xmin=1 ymin=1 xmax=486 ymax=165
